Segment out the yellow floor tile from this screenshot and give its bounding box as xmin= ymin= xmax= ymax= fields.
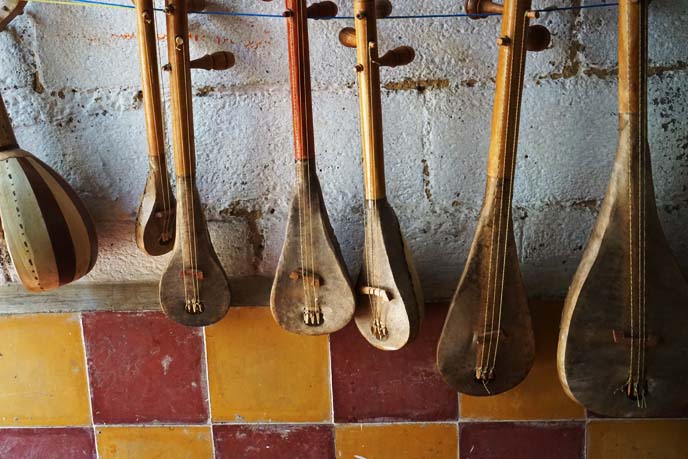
xmin=587 ymin=420 xmax=688 ymax=459
xmin=335 ymin=423 xmax=458 ymax=459
xmin=0 ymin=313 xmax=91 ymax=426
xmin=206 ymin=307 xmax=331 ymax=422
xmin=96 ymin=426 xmax=213 ymax=459
xmin=460 ymin=301 xmax=585 ymax=420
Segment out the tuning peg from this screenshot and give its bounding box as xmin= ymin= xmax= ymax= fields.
xmin=465 ymin=0 xmax=503 ymax=19
xmin=526 ymin=24 xmax=551 ymax=52
xmin=375 ymin=0 xmax=393 ymax=18
xmin=376 ymin=46 xmax=415 ymax=68
xmin=339 ymin=27 xmax=357 ymax=48
xmin=162 ymin=51 xmax=235 ymax=71
xmin=307 ymin=1 xmax=338 ymax=18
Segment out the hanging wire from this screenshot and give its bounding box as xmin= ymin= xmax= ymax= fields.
xmin=24 ymin=0 xmax=619 ymax=20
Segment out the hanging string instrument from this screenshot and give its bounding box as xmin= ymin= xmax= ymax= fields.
xmin=558 ymin=0 xmax=688 ymax=417
xmin=271 ymin=0 xmax=356 ymax=335
xmin=0 ymin=2 xmax=98 ymax=291
xmin=437 ymin=0 xmax=550 ymax=395
xmin=133 ymin=0 xmax=177 ymax=256
xmin=158 ymin=0 xmax=234 ymax=326
xmin=339 ymin=0 xmax=423 ymax=351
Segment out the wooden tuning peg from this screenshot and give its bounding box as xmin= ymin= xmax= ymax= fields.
xmin=163 ymin=51 xmax=235 ymax=71
xmin=339 ymin=27 xmax=357 ymax=48
xmin=376 ymin=46 xmax=415 ymax=68
xmin=375 ymin=0 xmax=393 ymax=18
xmin=307 ymin=1 xmax=338 ymax=18
xmin=465 ymin=0 xmax=503 ymax=19
xmin=526 ymin=24 xmax=551 ymax=52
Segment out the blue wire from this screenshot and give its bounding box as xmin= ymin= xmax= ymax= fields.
xmin=66 ymin=0 xmax=619 ymax=19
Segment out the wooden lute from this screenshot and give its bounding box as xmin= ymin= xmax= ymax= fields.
xmin=558 ymin=0 xmax=688 ymax=417
xmin=437 ymin=0 xmax=550 ymax=395
xmin=339 ymin=0 xmax=424 ymax=351
xmin=0 ymin=3 xmax=98 ymax=291
xmin=158 ymin=0 xmax=232 ymax=326
xmin=271 ymin=0 xmax=356 ymax=335
xmin=133 ymin=0 xmax=176 ymax=256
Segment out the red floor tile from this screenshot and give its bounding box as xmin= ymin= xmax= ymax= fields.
xmin=0 ymin=428 xmax=96 ymax=459
xmin=330 ymin=304 xmax=458 ymax=422
xmin=82 ymin=312 xmax=208 ymax=424
xmin=213 ymin=425 xmax=334 ymax=459
xmin=459 ymin=422 xmax=585 ymax=459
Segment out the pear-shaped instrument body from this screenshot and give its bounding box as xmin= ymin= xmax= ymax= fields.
xmin=355 ymin=198 xmax=424 ymax=351
xmin=133 ymin=0 xmax=176 ymax=257
xmin=271 ymin=160 xmax=355 ymax=335
xmin=558 ymin=118 xmax=688 ymax=417
xmin=135 ymin=158 xmax=176 ymax=256
xmin=437 ymin=176 xmax=534 ymax=395
xmin=159 ymin=179 xmax=230 ymax=327
xmin=0 ymin=149 xmax=98 ymax=292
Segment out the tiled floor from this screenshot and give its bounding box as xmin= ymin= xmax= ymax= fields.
xmin=0 ymin=303 xmax=685 ymax=458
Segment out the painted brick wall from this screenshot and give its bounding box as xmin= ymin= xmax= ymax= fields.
xmin=0 ymin=1 xmax=686 ymax=300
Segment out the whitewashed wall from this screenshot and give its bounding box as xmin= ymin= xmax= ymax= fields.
xmin=0 ymin=0 xmax=686 ymax=300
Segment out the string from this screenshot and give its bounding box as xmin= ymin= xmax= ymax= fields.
xmin=174 ymin=0 xmax=201 ymax=312
xmin=295 ymin=0 xmax=318 ymax=326
xmin=23 ymin=0 xmax=619 ymax=20
xmin=154 ymin=3 xmax=174 ymax=244
xmin=481 ymin=2 xmax=521 ymax=383
xmin=489 ymin=6 xmax=530 ymax=377
xmin=301 ymin=1 xmax=318 ymax=326
xmin=147 ymin=0 xmax=174 ymax=245
xmin=293 ymin=0 xmax=309 ymax=326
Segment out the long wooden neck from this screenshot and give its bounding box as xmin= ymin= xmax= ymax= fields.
xmin=135 ymin=0 xmax=168 ymax=166
xmin=286 ymin=0 xmax=316 ymax=161
xmin=618 ymin=0 xmax=647 ymax=124
xmin=0 ymin=93 xmax=17 ymax=149
xmin=354 ymin=0 xmax=385 ymax=200
xmin=486 ymin=0 xmax=532 ymax=179
xmin=166 ymin=0 xmax=196 ymax=180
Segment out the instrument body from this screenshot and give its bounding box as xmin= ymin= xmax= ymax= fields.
xmin=558 ymin=0 xmax=688 ymax=417
xmin=134 ymin=0 xmax=176 ymax=256
xmin=271 ymin=0 xmax=355 ymax=336
xmin=159 ymin=0 xmax=230 ymax=326
xmin=346 ymin=0 xmax=424 ymax=350
xmin=437 ymin=0 xmax=546 ymax=395
xmin=0 ymin=93 xmax=97 ymax=292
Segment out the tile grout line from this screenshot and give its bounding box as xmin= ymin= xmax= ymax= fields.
xmin=327 ymin=334 xmax=335 ymax=424
xmin=327 ymin=335 xmax=336 ymax=455
xmin=77 ymin=312 xmax=100 ymax=459
xmin=201 ymin=327 xmax=216 ymax=459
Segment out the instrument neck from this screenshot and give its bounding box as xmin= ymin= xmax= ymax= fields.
xmin=354 ymin=0 xmax=386 ymax=201
xmin=135 ymin=0 xmax=167 ymax=166
xmin=0 ymin=93 xmax=18 ymax=149
xmin=618 ymin=0 xmax=648 ymax=126
xmin=486 ymin=0 xmax=531 ymax=179
xmin=287 ymin=0 xmax=316 ymax=162
xmin=166 ymin=0 xmax=196 ymax=180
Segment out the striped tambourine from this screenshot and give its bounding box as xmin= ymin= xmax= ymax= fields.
xmin=0 ymin=148 xmax=98 ymax=291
